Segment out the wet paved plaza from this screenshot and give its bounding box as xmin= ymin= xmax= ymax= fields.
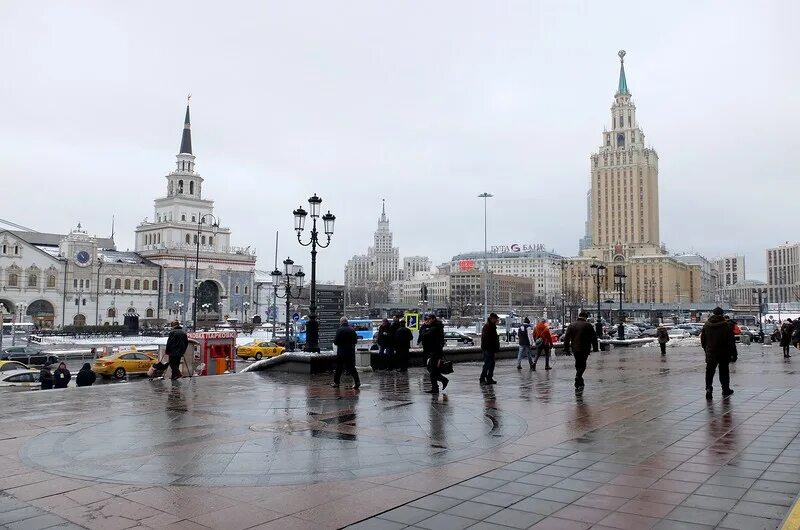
xmin=0 ymin=344 xmax=798 ymax=529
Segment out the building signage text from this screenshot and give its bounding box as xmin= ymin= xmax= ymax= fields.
xmin=490 ymin=243 xmax=546 ymax=254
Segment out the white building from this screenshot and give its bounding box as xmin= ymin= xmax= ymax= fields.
xmin=766 ymin=243 xmax=799 ymax=304
xmin=673 ymin=253 xmax=717 ymax=303
xmin=403 ymin=256 xmax=431 ymax=280
xmin=396 ymin=271 xmax=450 ymax=308
xmin=714 ymin=255 xmax=746 ymax=289
xmin=134 ymin=104 xmax=256 ymax=325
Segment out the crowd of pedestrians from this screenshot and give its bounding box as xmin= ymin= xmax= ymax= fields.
xmin=38 ymin=361 xmax=96 ymax=390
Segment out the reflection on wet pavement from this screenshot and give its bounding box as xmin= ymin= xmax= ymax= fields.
xmin=0 ymin=345 xmax=797 ymax=529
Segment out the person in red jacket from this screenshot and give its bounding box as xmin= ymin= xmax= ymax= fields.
xmin=532 ymin=318 xmax=554 ymax=370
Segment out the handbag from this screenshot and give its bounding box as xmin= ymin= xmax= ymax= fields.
xmin=439 ymin=359 xmax=454 ymax=374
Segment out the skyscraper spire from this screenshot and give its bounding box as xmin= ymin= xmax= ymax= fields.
xmin=617 ymin=50 xmax=629 ymax=96
xmin=380 ymin=199 xmax=387 ymax=223
xmin=179 ymin=102 xmax=192 ymax=154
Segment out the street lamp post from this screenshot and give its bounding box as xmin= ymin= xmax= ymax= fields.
xmin=173 ymin=301 xmax=184 ymax=325
xmin=0 ymin=304 xmax=5 ymax=350
xmin=192 ymin=213 xmax=219 ymax=331
xmin=590 ymin=263 xmax=607 ymax=339
xmin=478 ymin=192 xmax=493 ymax=322
xmin=294 ymin=194 xmax=335 ymax=352
xmin=242 ymin=301 xmax=250 ymax=325
xmin=270 ymin=257 xmax=305 ymax=351
xmin=614 ymin=270 xmax=627 ymax=339
xmin=754 ymin=288 xmax=766 ymax=337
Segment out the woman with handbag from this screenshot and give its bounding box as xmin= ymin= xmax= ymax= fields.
xmin=420 ymin=314 xmax=449 ymax=393
xmin=532 ymin=318 xmax=553 ymax=370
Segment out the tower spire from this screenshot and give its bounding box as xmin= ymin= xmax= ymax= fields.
xmin=179 ymin=97 xmax=192 ymax=154
xmin=617 ymin=50 xmax=629 ymax=96
xmin=380 ymin=199 xmax=387 ymax=223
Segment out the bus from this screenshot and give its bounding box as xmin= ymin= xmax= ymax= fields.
xmin=293 ymin=319 xmax=375 ymax=346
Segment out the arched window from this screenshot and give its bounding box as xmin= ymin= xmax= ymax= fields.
xmin=134 ymin=279 xmax=141 ymax=290
xmin=143 ymin=280 xmax=150 ymax=290
xmin=14 ymin=246 xmax=19 ymax=255
xmin=185 ymin=234 xmax=190 ymax=244
xmin=73 ymin=278 xmax=78 ymax=288
xmin=104 ymin=278 xmax=112 ymax=289
xmin=114 ymin=278 xmax=121 ymax=290
xmin=189 ymin=181 xmax=194 ymax=195
xmin=146 ymin=308 xmax=154 ymax=318
xmin=1 ymin=244 xmax=5 ymax=253
xmin=124 ymin=279 xmax=131 ymax=290
xmin=47 ymin=275 xmax=56 ymax=288
xmin=235 ymin=285 xmax=240 ymax=295
xmin=201 ymin=236 xmax=206 ymax=245
xmin=209 ymin=236 xmax=213 ymax=246
xmin=107 ymin=308 xmax=116 ymax=318
xmin=244 ymin=286 xmax=249 ymax=295
xmin=28 ymin=275 xmax=37 ymax=287
xmin=193 ymin=235 xmax=198 ymax=244
xmin=179 ymin=283 xmax=184 ymax=293
xmin=178 ymin=180 xmax=184 ymax=193
xmin=151 ymin=280 xmax=158 ymax=290
xmin=168 ymin=283 xmax=173 ymax=293
xmin=181 ymin=214 xmax=186 ymax=221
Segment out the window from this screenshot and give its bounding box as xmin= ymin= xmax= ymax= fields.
xmin=124 ymin=279 xmax=131 ymax=290
xmin=1 ymin=245 xmax=5 ymax=253
xmin=104 ymin=278 xmax=112 ymax=289
xmin=193 ymin=235 xmax=198 ymax=244
xmin=14 ymin=246 xmax=19 ymax=255
xmin=192 ymin=215 xmax=196 ymax=223
xmin=114 ymin=279 xmax=121 ymax=289
xmin=178 ymin=180 xmax=184 ymax=193
xmin=179 ymin=283 xmax=184 ymax=293
xmin=168 ymin=283 xmax=173 ymax=293
xmin=152 ymin=280 xmax=158 ymax=290
xmin=134 ymin=279 xmax=140 ymax=290
xmin=235 ymin=285 xmax=240 ymax=294
xmin=189 ymin=181 xmax=194 ymax=195
xmin=28 ymin=275 xmax=37 ymax=287
xmin=146 ymin=308 xmax=154 ymax=318
xmin=73 ymin=278 xmax=78 ymax=289
xmin=244 ymin=286 xmax=249 ymax=294
xmin=181 ymin=214 xmax=186 ymax=221
xmin=186 ymin=234 xmax=190 ymax=244
xmin=209 ymin=236 xmax=213 ymax=245
xmin=107 ymin=308 xmax=116 ymax=317
xmin=82 ymin=298 xmax=86 ymax=306
xmin=143 ymin=280 xmax=150 ymax=290
xmin=47 ymin=275 xmax=56 ymax=288
xmin=201 ymin=236 xmax=206 ymax=245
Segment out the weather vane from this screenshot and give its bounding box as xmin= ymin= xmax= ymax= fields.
xmin=618 ymin=50 xmax=626 ymax=63
xmin=187 ymin=93 xmax=192 ymax=103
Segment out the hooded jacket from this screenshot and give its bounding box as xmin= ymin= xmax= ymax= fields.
xmin=533 ymin=322 xmax=553 ymax=347
xmin=700 ymin=315 xmax=735 ymax=362
xmin=40 ymin=367 xmax=54 ymax=390
xmin=76 ymin=363 xmax=96 ymax=387
xmin=53 ymin=364 xmax=71 ymax=389
xmin=419 ymin=319 xmax=445 ymax=356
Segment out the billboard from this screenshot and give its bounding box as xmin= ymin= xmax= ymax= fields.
xmin=458 ymin=259 xmax=476 ymax=272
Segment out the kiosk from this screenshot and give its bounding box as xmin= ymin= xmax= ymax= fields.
xmin=187 ymin=331 xmax=237 ymax=375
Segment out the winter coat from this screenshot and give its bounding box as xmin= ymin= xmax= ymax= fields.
xmin=53 ymin=367 xmax=71 ymax=389
xmin=517 ymin=324 xmax=531 ymax=346
xmin=700 ymin=315 xmax=735 ymax=363
xmin=563 ymin=318 xmax=599 ymax=356
xmin=39 ymin=368 xmax=54 ymax=390
xmin=333 ymin=325 xmax=358 ymax=356
xmin=656 ymin=326 xmax=670 ymax=344
xmin=393 ymin=326 xmax=413 ymax=353
xmin=76 ymin=364 xmax=96 ymax=387
xmin=780 ymin=322 xmax=794 ymax=347
xmin=533 ymin=322 xmax=553 ymax=347
xmin=165 ymin=326 xmax=189 ymax=358
xmin=481 ymin=321 xmax=500 ymax=353
xmin=377 ymin=323 xmax=392 ymax=346
xmin=792 ymin=321 xmax=800 ymax=341
xmin=419 ymin=319 xmax=445 ymax=356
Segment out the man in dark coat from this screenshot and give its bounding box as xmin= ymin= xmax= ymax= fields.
xmin=332 ymin=318 xmax=360 ymax=389
xmin=780 ymin=319 xmax=793 ymax=358
xmin=53 ymin=362 xmax=71 ymax=389
xmin=39 ymin=364 xmax=54 ymax=390
xmin=656 ymin=324 xmax=670 ymax=355
xmin=387 ymin=315 xmax=402 ymax=369
xmin=165 ymin=321 xmax=189 ymax=380
xmin=393 ymin=318 xmax=413 ymax=372
xmin=562 ymin=311 xmax=599 ymax=390
xmin=376 ymin=318 xmax=393 ymax=370
xmin=76 ymin=363 xmax=97 ymax=387
xmin=700 ymin=307 xmax=735 ymax=399
xmin=419 ymin=314 xmax=447 ymax=393
xmin=480 ymin=313 xmax=500 ymax=385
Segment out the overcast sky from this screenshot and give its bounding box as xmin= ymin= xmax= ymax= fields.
xmin=1 ymin=1 xmax=797 ymax=282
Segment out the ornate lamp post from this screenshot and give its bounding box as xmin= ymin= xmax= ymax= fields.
xmin=754 ymin=288 xmax=767 ymax=338
xmin=590 ymin=263 xmax=607 ymax=338
xmin=270 ymin=257 xmax=305 ymax=351
xmin=192 ymin=213 xmax=219 ymax=331
xmin=242 ymin=301 xmax=250 ymax=324
xmin=293 ymin=194 xmax=335 ymax=353
xmin=0 ymin=303 xmax=5 ymax=350
xmin=614 ymin=270 xmax=627 ymax=339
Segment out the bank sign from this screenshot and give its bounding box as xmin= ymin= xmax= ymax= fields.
xmin=490 ymin=243 xmax=546 ymax=253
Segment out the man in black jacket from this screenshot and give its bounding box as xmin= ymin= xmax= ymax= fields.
xmin=701 ymin=307 xmax=734 ymax=400
xmin=165 ymin=321 xmax=189 ymax=380
xmin=393 ymin=318 xmax=413 ymax=372
xmin=332 ymin=318 xmax=360 ymax=389
xmin=562 ymin=311 xmax=599 ymax=390
xmin=480 ymin=313 xmax=500 ymax=385
xmin=420 ymin=314 xmax=447 ymax=393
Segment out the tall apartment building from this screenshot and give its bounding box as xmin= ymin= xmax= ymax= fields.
xmin=713 ymin=255 xmax=746 ymax=289
xmin=403 ymin=256 xmax=431 ymax=280
xmin=767 ymin=243 xmax=800 ymax=303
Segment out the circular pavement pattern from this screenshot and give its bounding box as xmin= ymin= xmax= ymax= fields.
xmin=22 ymin=389 xmax=527 ymax=487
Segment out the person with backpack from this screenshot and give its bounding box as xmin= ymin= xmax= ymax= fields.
xmin=516 ymin=317 xmax=533 ymax=370
xmin=532 ymin=318 xmax=553 ymax=371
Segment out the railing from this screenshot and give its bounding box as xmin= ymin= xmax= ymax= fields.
xmin=137 ymin=242 xmax=256 ymax=257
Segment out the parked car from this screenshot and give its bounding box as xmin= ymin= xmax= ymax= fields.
xmin=92 ymin=349 xmax=158 ymax=379
xmin=0 ymin=347 xmax=59 ymax=366
xmin=667 ymin=329 xmax=691 ymax=340
xmin=236 ymin=341 xmax=285 ymax=360
xmin=0 ymin=369 xmax=41 ymax=388
xmin=676 ymin=324 xmax=701 ymax=336
xmin=443 ymin=331 xmax=475 ymax=346
xmin=0 ymin=360 xmax=29 ymax=372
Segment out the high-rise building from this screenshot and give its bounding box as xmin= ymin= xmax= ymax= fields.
xmin=135 ymin=104 xmax=256 ymax=324
xmin=766 ymin=243 xmax=799 ymax=303
xmin=713 ymin=255 xmax=746 ymax=289
xmin=403 ymin=256 xmax=431 ymax=280
xmin=578 ymin=190 xmax=593 ymax=252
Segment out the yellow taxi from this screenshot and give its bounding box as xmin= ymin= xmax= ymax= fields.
xmin=0 ymin=360 xmax=29 ymax=373
xmin=236 ymin=341 xmax=285 ymax=360
xmin=92 ymin=348 xmax=158 ymax=379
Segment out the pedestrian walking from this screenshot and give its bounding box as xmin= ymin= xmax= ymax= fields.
xmin=393 ymin=318 xmax=413 ymax=372
xmin=53 ymin=362 xmax=71 ymax=389
xmin=388 ymin=314 xmax=402 ymax=368
xmin=701 ymin=307 xmax=735 ymax=399
xmin=419 ymin=314 xmax=447 ymax=393
xmin=377 ymin=318 xmax=392 ymax=370
xmin=76 ymin=363 xmax=97 ymax=387
xmin=780 ymin=319 xmax=793 ymax=358
xmin=562 ymin=311 xmax=598 ymax=390
xmin=656 ymin=324 xmax=670 ymax=355
xmin=39 ymin=364 xmax=54 ymax=390
xmin=480 ymin=313 xmax=500 ymax=385
xmin=516 ymin=317 xmax=533 ymax=370
xmin=165 ymin=321 xmax=189 ymax=380
xmin=792 ymin=319 xmax=800 ymax=350
xmin=532 ymin=318 xmax=553 ymax=370
xmin=332 ymin=317 xmax=360 ymax=389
